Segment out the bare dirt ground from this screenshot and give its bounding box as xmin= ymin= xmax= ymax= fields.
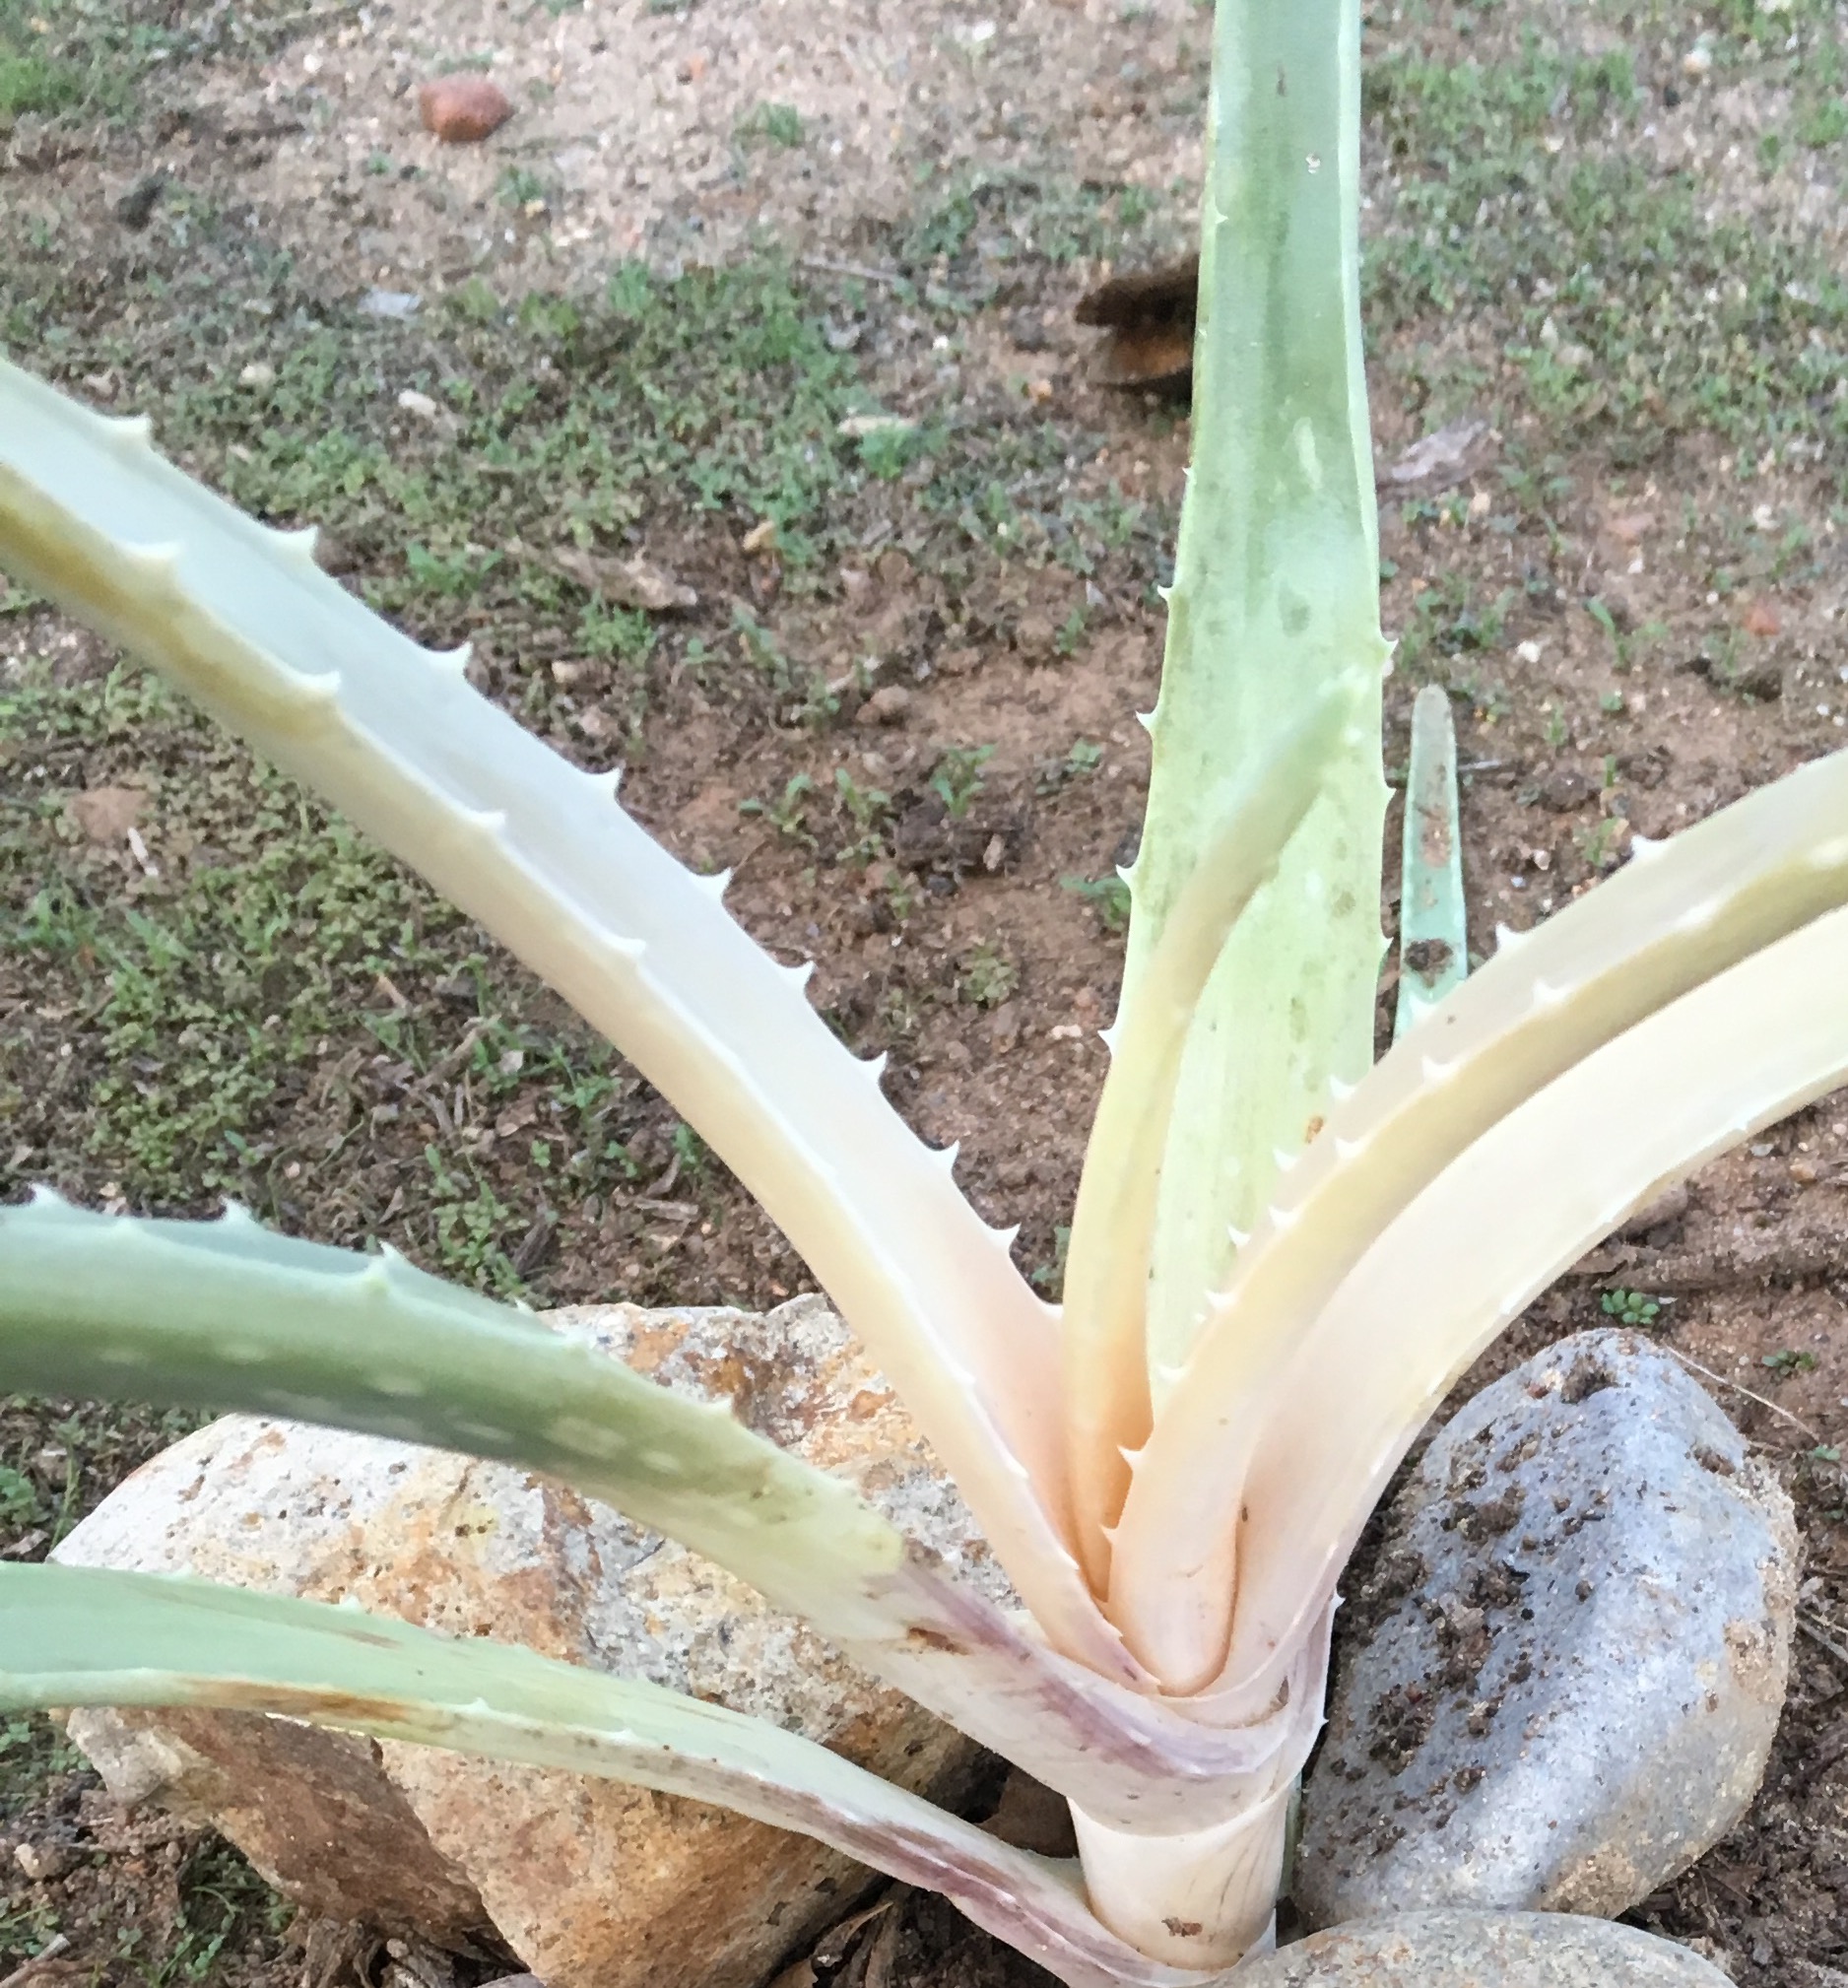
xmin=3 ymin=0 xmax=1848 ymax=1981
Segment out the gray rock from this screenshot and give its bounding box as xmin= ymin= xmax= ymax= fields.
xmin=1231 ymin=1910 xmax=1733 ymax=1985
xmin=1296 ymin=1330 xmax=1796 ymax=1927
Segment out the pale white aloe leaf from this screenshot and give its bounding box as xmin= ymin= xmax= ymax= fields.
xmin=1117 ymin=0 xmax=1390 ymax=1460
xmin=1061 ymin=674 xmax=1368 ymax=1587
xmin=1125 ymin=902 xmax=1848 ymax=1708
xmin=1394 ymin=684 xmax=1468 ymax=1037
xmin=0 ymin=1193 xmax=1287 ymax=1830
xmin=0 ymin=1564 xmax=1215 ymax=1988
xmin=0 ymin=357 xmax=1122 ymax=1685
xmin=1116 ymin=750 xmax=1848 ymax=1689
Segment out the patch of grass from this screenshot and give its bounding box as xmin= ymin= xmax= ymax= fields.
xmin=959 ymin=941 xmax=1019 ymax=1009
xmin=0 ymin=654 xmax=655 ymax=1295
xmin=1364 ymin=31 xmax=1848 ymax=473
xmin=897 ymin=167 xmax=1179 ymax=282
xmin=738 ymin=99 xmax=805 ymax=148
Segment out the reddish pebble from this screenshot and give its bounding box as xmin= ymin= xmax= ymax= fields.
xmin=1741 ymin=597 xmax=1781 ymax=638
xmin=417 ymin=76 xmax=514 ymax=144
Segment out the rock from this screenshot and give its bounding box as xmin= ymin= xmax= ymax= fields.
xmin=417 ymin=76 xmax=514 ymax=144
xmin=857 ymin=685 xmax=912 ymax=726
xmin=55 ymin=1298 xmax=993 ymax=1988
xmin=65 ymin=783 xmax=146 ymax=847
xmin=1230 ymin=1910 xmax=1733 ymax=1985
xmin=1296 ymin=1330 xmax=1796 ymax=1928
xmin=551 ymin=546 xmax=697 ymax=613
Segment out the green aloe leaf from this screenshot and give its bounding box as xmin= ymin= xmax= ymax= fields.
xmin=0 ymin=1563 xmax=1203 ymax=1988
xmin=1119 ymin=0 xmax=1392 ymax=1403
xmin=1395 ymin=683 xmax=1469 ymax=1036
xmin=0 ymin=1192 xmax=1294 ymax=1831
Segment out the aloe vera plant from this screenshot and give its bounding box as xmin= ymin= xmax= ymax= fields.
xmin=5 ymin=1 xmax=1848 ymax=1980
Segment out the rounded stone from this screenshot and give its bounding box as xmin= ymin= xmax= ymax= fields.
xmin=55 ymin=1297 xmax=994 ymax=1988
xmin=1232 ymin=1910 xmax=1734 ymax=1985
xmin=1295 ymin=1330 xmax=1797 ymax=1928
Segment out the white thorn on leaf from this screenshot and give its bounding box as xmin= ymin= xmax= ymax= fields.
xmin=1333 ymin=1134 xmax=1368 ymax=1162
xmin=787 ymin=960 xmax=817 ymax=990
xmin=583 ymin=767 xmax=624 ymax=800
xmin=216 ymin=1200 xmax=256 ymax=1226
xmin=1266 ymin=1202 xmax=1301 ymax=1233
xmin=428 ymin=642 xmax=473 ymax=677
xmin=1676 ymin=897 xmax=1721 ymax=934
xmin=1115 ymin=863 xmax=1137 ymax=890
xmin=1626 ymin=831 xmax=1665 ymax=862
xmin=1097 ymin=1023 xmax=1120 ymax=1056
xmin=693 ymin=865 xmax=731 ymax=898
xmin=26 ymin=1183 xmax=69 ymax=1208
xmin=103 ymin=413 xmax=155 ymax=448
xmin=1153 ymin=1361 xmax=1188 ymax=1390
xmin=1420 ymin=1052 xmax=1458 ymax=1084
xmin=1225 ymin=1225 xmax=1251 ymax=1250
xmin=864 ymin=1051 xmax=889 ymax=1083
xmin=1811 ymin=835 xmax=1848 ymax=872
xmin=464 ymin=806 xmax=509 ymax=834
xmin=936 ymin=1140 xmax=961 ymax=1172
xmin=1154 ymin=584 xmax=1173 ymax=606
xmin=1529 ymin=977 xmax=1569 ymax=1011
xmin=1493 ymin=922 xmax=1527 ymax=953
xmin=270 ymin=524 xmax=320 ymax=564
xmin=1272 ymin=1146 xmax=1300 ymax=1173
xmin=1327 ymin=1074 xmax=1357 ymax=1103
xmin=1136 ymin=708 xmax=1156 ymax=735
xmin=989 ymin=1223 xmax=1021 ymax=1249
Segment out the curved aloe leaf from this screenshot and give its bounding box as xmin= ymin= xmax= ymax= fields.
xmin=0 ymin=1194 xmax=1290 ymax=1829
xmin=1394 ymin=684 xmax=1468 ymax=1037
xmin=1111 ymin=0 xmax=1391 ymax=1497
xmin=1061 ymin=674 xmax=1368 ymax=1588
xmin=1125 ymin=901 xmax=1848 ymax=1706
xmin=1116 ymin=750 xmax=1848 ymax=1688
xmin=0 ymin=358 xmax=1117 ymax=1684
xmin=0 ymin=1564 xmax=1211 ymax=1988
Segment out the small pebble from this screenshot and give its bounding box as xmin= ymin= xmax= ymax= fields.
xmin=417 ymin=76 xmax=514 ymax=144
xmin=14 ymin=1840 xmax=75 ymax=1882
xmin=858 ymin=685 xmax=912 ymax=726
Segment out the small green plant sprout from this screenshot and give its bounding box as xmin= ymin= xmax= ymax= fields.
xmin=959 ymin=941 xmax=1020 ymax=1010
xmin=928 ymin=742 xmax=994 ymax=819
xmin=1600 ymin=1287 xmax=1663 ymax=1328
xmin=12 ymin=2 xmax=1848 ymax=1980
xmin=1763 ymin=1348 xmax=1820 ymax=1377
xmin=740 ymin=770 xmax=819 ymax=844
xmin=1062 ymin=873 xmax=1134 ymax=934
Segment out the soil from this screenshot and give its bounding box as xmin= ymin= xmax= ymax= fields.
xmin=2 ymin=0 xmax=1848 ymax=1983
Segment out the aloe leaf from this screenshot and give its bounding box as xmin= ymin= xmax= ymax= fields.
xmin=1394 ymin=685 xmax=1468 ymax=1037
xmin=1218 ymin=900 xmax=1848 ymax=1712
xmin=0 ymin=357 xmax=1116 ymax=1684
xmin=1115 ymin=746 xmax=1848 ymax=1689
xmin=1060 ymin=674 xmax=1368 ymax=1586
xmin=1115 ymin=0 xmax=1391 ymax=1429
xmin=0 ymin=1194 xmax=1289 ymax=1829
xmin=0 ymin=1564 xmax=1209 ymax=1988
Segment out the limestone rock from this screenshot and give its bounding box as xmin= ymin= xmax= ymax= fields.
xmin=1295 ymin=1330 xmax=1797 ymax=1928
xmin=56 ymin=1297 xmax=995 ymax=1988
xmin=1231 ymin=1910 xmax=1733 ymax=1985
